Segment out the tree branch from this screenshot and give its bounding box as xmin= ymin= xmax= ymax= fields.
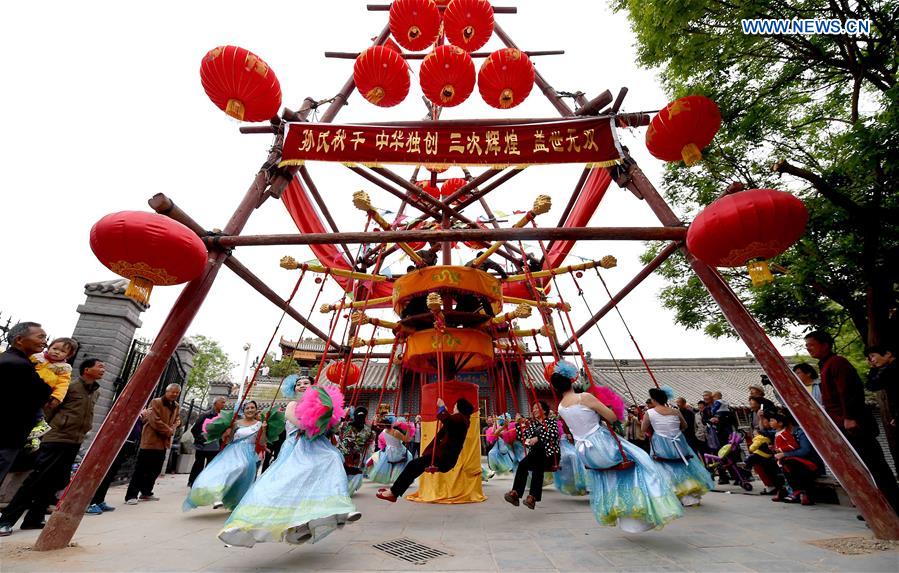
xmin=771 ymin=159 xmax=863 ymax=216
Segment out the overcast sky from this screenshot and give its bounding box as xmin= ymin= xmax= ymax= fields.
xmin=1 ymin=1 xmax=800 ymax=382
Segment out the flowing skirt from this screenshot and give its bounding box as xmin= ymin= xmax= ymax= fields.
xmin=576 ymin=425 xmax=683 ymax=531
xmin=218 ymin=434 xmax=358 ymax=547
xmin=554 ymin=439 xmax=589 ymax=496
xmin=487 ymin=440 xmax=515 ymax=475
xmin=184 ymin=437 xmax=257 ymax=511
xmin=368 ymin=444 xmax=411 ymax=484
xmin=347 ymin=473 xmax=364 ymax=496
xmin=650 ymin=433 xmax=714 ymax=506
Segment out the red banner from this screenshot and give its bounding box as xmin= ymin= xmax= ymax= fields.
xmin=279 ymin=117 xmax=622 ymax=168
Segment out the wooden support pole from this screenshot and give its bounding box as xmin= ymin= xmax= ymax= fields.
xmin=619 ymin=159 xmax=899 ymax=540
xmin=35 ymin=157 xmax=277 ymax=551
xmin=346 ymin=165 xmax=443 ymax=219
xmin=210 ymin=226 xmax=688 ymax=248
xmin=560 ymin=241 xmax=679 ymax=350
xmin=574 ymin=90 xmax=614 ymax=116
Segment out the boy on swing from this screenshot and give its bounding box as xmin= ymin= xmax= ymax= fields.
xmin=376 ymin=397 xmax=474 ymax=502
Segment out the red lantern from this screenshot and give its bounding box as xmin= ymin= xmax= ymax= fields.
xmin=440 ymin=177 xmax=469 ymax=201
xmin=326 ymin=361 xmax=362 ymax=387
xmin=417 ymin=180 xmax=441 ymax=199
xmin=389 ymin=0 xmax=441 ymax=52
xmin=420 ymin=45 xmax=476 ymax=108
xmin=444 ymin=0 xmax=495 ymax=52
xmin=200 ymin=46 xmax=282 ymax=122
xmin=646 ymin=95 xmax=721 ymax=166
xmin=687 ymin=188 xmax=808 ymax=286
xmin=354 ymin=46 xmax=410 ymax=107
xmin=89 ymin=212 xmax=208 ymax=304
xmin=478 ymin=49 xmax=535 ymax=109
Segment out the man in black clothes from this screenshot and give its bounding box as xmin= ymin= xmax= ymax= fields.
xmin=0 ymin=322 xmax=51 ymax=487
xmin=376 ymin=397 xmax=474 ymax=502
xmin=188 ymin=397 xmax=227 ymax=486
xmin=675 ymin=397 xmax=700 ymax=453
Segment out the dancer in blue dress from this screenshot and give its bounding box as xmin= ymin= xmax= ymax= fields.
xmin=368 ymin=416 xmax=412 ymax=484
xmin=554 ymin=419 xmax=589 ymax=496
xmin=218 ymin=379 xmax=360 ymax=547
xmin=486 ymin=416 xmax=516 ymax=475
xmin=183 ymin=401 xmax=266 ymax=511
xmin=643 ymin=387 xmax=714 ymax=507
xmin=553 ymin=361 xmax=683 ymax=532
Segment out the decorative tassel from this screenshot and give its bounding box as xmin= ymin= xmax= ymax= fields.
xmin=225 ymin=98 xmax=245 ymax=121
xmin=124 ymin=277 xmax=153 ymax=304
xmin=747 ymin=260 xmax=774 ymax=286
xmin=681 ymin=142 xmax=702 ymax=166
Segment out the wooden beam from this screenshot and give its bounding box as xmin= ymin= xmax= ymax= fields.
xmin=210 ymin=226 xmax=687 ymax=248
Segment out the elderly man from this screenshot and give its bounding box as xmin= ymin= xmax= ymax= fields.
xmin=187 ymin=397 xmax=227 ymax=487
xmin=0 ymin=358 xmax=104 ymax=535
xmin=805 ymin=330 xmax=899 ymax=514
xmin=125 ymin=383 xmax=182 ymax=505
xmin=0 ymin=322 xmax=51 ymax=487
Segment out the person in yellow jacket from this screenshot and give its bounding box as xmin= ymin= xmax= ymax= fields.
xmin=26 ymin=337 xmax=78 ymax=450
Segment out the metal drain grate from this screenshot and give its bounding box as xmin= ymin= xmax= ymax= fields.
xmin=372 ymin=538 xmax=450 ymax=565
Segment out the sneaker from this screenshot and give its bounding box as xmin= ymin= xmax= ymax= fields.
xmin=212 ymin=501 xmax=224 ymax=509
xmin=138 ymin=494 xmax=159 ymax=502
xmin=28 ymin=420 xmax=52 ymax=440
xmin=97 ymin=502 xmax=116 ymax=512
xmin=124 ymin=498 xmax=139 ymax=505
xmin=346 ymin=512 xmax=362 ymax=522
xmin=85 ymin=504 xmax=103 ymax=515
xmin=0 ymin=524 xmax=12 ymax=537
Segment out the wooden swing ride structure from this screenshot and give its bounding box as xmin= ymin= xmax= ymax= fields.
xmin=37 ymin=0 xmax=899 ymax=548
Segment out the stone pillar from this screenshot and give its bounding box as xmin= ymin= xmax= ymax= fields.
xmin=71 ymin=279 xmax=146 ymax=452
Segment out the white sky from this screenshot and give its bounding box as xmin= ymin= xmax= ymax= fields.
xmin=1 ymin=1 xmax=799 ymax=382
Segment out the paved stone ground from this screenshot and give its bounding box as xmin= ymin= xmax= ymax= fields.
xmin=1 ymin=472 xmax=897 ymax=572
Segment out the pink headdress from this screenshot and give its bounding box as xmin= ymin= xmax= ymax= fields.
xmin=294 ymin=385 xmax=346 ymax=438
xmin=202 ymin=414 xmax=221 ymax=434
xmin=486 ymin=425 xmax=499 ymax=445
xmin=588 ymin=384 xmax=626 ymax=421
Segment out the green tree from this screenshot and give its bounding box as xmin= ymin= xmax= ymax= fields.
xmin=615 ymin=0 xmax=899 ymax=352
xmin=185 ymin=335 xmax=235 ymax=403
xmin=262 ymin=352 xmax=314 ymax=378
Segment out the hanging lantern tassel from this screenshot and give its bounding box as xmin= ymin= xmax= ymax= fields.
xmin=747 ymin=260 xmax=774 ymax=286
xmin=124 ymin=277 xmax=153 ymax=305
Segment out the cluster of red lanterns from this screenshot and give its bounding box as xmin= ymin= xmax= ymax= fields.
xmin=389 ymin=0 xmax=494 ymax=53
xmin=200 ymin=45 xmax=282 ymax=122
xmin=89 ymin=212 xmax=208 ymax=304
xmin=326 ymin=361 xmax=362 ymax=387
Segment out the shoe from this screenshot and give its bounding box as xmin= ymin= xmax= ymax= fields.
xmin=800 ymin=492 xmax=814 ymax=506
xmin=138 ymin=494 xmax=159 ymax=502
xmin=124 ymin=498 xmax=139 ymax=505
xmin=376 ymin=488 xmax=397 ymax=503
xmin=85 ymin=504 xmax=103 ymax=515
xmin=771 ymin=488 xmax=787 ymax=502
xmin=28 ymin=420 xmax=52 ymax=439
xmin=212 ymin=501 xmax=224 ymax=509
xmin=346 ymin=512 xmax=362 ymax=522
xmin=97 ymin=502 xmax=115 ymax=512
xmin=503 ymin=491 xmax=520 ymax=507
xmin=523 ymin=495 xmax=537 ymax=510
xmin=0 ymin=524 xmax=12 ymax=537
xmin=782 ymin=494 xmax=800 ymax=504
xmin=20 ymin=521 xmax=45 ymax=530
xmin=487 ymin=470 xmax=496 ymax=479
